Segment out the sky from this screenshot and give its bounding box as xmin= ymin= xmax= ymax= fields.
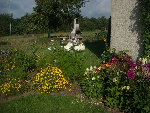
xmin=0 ymin=0 xmax=111 ymax=18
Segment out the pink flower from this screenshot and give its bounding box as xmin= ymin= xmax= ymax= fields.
xmin=127 ymin=68 xmax=136 ymax=79
xmin=112 ymin=57 xmax=119 ymax=62
xmin=128 ymin=60 xmax=136 ymax=68
xmin=125 ymin=56 xmax=131 ymax=61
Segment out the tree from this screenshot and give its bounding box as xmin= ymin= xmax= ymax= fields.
xmin=98 ymin=16 xmax=108 ymax=30
xmin=33 ymin=0 xmax=87 ymax=37
xmin=0 ymin=14 xmax=11 ymax=37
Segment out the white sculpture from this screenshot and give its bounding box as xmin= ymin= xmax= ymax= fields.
xmin=70 ymin=18 xmax=82 ymax=39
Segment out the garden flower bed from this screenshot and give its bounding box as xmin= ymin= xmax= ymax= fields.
xmin=80 ymin=50 xmax=150 ymax=113
xmin=1 ymin=35 xmax=150 ymax=113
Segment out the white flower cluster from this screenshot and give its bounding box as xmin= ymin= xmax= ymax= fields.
xmin=63 ymin=37 xmax=85 ymax=51
xmin=139 ymin=56 xmax=150 ymax=64
xmin=48 ymin=40 xmax=56 ymax=51
xmin=121 ymin=86 xmax=130 ymax=90
xmin=64 ymin=42 xmax=73 ymax=51
xmin=48 ymin=47 xmax=56 ymax=50
xmin=74 ymin=43 xmax=85 ymax=51
xmin=84 ymin=66 xmax=98 ymax=81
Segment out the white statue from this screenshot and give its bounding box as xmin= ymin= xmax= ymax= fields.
xmin=70 ymin=18 xmax=82 ymax=39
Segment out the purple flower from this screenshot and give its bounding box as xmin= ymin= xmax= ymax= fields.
xmin=128 ymin=60 xmax=136 ymax=68
xmin=127 ymin=69 xmax=136 ymax=79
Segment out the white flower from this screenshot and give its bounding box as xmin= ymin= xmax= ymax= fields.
xmin=86 ymin=68 xmax=89 ymax=71
xmin=142 ymin=58 xmax=148 ymax=64
xmin=90 ymin=66 xmax=93 ymax=71
xmin=113 ymin=77 xmax=117 ymax=82
xmin=126 ymin=86 xmax=130 ymax=90
xmin=74 ymin=46 xmax=80 ymax=51
xmin=92 ymin=77 xmax=96 ymax=80
xmin=74 ymin=43 xmax=85 ymax=51
xmin=61 ymin=46 xmax=63 ymax=48
xmin=51 ymin=40 xmax=54 ymax=42
xmin=64 ymin=42 xmax=73 ymax=51
xmin=93 ymin=66 xmax=96 ymax=69
xmin=84 ymin=72 xmax=88 ymax=75
xmin=67 ymin=42 xmax=73 ymax=47
xmin=48 ymin=47 xmax=52 ymax=50
xmin=122 ymin=86 xmax=130 ymax=90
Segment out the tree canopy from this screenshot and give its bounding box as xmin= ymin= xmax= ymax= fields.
xmin=33 ymin=0 xmax=87 ymax=37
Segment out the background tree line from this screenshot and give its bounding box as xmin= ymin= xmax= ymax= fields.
xmin=0 ymin=13 xmax=109 ymax=37
xmin=0 ymin=0 xmax=109 ymax=37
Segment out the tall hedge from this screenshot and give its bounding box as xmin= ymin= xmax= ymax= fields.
xmin=138 ymin=0 xmax=150 ymax=56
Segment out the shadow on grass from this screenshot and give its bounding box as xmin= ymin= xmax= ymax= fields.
xmin=0 ymin=41 xmax=10 ymax=46
xmin=84 ymin=40 xmax=106 ymax=57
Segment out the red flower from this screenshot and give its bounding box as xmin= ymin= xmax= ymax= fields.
xmin=96 ymin=68 xmax=100 ymax=71
xmin=108 ymin=62 xmax=113 ymax=65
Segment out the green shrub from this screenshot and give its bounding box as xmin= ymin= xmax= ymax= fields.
xmin=36 ymin=39 xmax=99 ymax=81
xmin=11 ymin=50 xmax=37 ymax=72
xmin=0 ymin=49 xmax=37 ymax=80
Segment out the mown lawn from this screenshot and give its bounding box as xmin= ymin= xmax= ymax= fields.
xmin=0 ymin=94 xmax=110 ymax=113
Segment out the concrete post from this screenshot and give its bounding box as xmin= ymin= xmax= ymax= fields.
xmin=111 ymin=0 xmax=143 ymax=61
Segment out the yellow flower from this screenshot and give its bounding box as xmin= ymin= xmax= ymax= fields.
xmin=104 ymin=39 xmax=107 ymax=42
xmin=11 ymin=65 xmax=15 ymax=68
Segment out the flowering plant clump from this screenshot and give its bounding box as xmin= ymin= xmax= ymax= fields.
xmin=63 ymin=37 xmax=85 ymax=51
xmin=0 ymin=78 xmax=29 ymax=96
xmin=80 ymin=51 xmax=150 ymax=113
xmin=80 ymin=66 xmax=104 ymax=99
xmin=32 ymin=66 xmax=72 ymax=93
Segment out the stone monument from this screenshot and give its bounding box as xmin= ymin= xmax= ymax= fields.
xmin=70 ymin=18 xmax=82 ymax=40
xmin=111 ymin=0 xmax=143 ymax=61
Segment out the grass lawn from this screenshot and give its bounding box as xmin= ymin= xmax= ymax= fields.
xmin=0 ymin=94 xmax=110 ymax=113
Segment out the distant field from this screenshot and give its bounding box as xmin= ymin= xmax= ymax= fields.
xmin=0 ymin=30 xmax=105 ymax=50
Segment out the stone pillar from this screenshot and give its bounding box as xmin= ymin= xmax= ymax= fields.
xmin=111 ymin=0 xmax=143 ymax=61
